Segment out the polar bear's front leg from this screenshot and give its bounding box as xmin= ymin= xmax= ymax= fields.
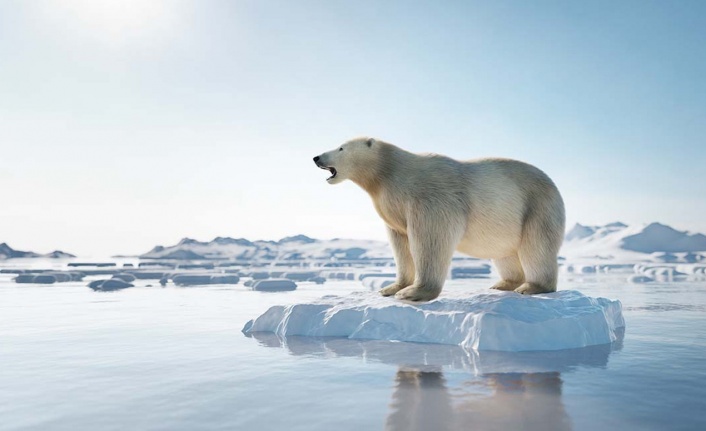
xmin=380 ymin=228 xmax=416 ymax=296
xmin=395 ymin=210 xmax=463 ymax=302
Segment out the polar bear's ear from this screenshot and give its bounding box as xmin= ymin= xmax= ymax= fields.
xmin=366 ymin=138 xmax=375 ymax=148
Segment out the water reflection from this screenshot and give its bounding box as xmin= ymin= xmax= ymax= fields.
xmin=248 ymin=331 xmax=623 ymax=430
xmin=385 ymin=368 xmax=570 ymax=431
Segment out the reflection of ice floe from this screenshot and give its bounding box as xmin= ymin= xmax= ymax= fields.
xmin=242 ymin=290 xmax=625 ymax=352
xmin=628 ymin=275 xmax=654 ymax=284
xmin=562 ymin=263 xmax=636 ymax=274
xmin=567 ymin=264 xmax=598 ymax=274
xmin=629 ymin=264 xmax=697 ymax=283
xmin=247 ymin=330 xmax=623 ymax=374
xmin=676 ymin=264 xmax=706 ymax=276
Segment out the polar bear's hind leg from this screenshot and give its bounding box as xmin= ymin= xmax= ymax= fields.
xmin=491 ymin=254 xmax=525 ymax=291
xmin=514 ymin=209 xmax=562 ymax=295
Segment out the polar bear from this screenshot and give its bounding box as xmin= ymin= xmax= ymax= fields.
xmin=313 ymin=137 xmax=565 ymax=302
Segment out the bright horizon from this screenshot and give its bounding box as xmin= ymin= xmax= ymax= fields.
xmin=1 ymin=0 xmax=705 ymax=256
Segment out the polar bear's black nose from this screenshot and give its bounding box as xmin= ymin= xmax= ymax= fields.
xmin=313 ymin=156 xmax=320 ymax=163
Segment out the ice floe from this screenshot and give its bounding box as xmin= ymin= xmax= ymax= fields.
xmin=242 ymin=290 xmax=624 ymax=352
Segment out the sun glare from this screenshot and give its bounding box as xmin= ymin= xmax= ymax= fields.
xmin=54 ymin=0 xmax=178 ymax=47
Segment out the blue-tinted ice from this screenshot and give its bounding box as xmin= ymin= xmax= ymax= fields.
xmin=243 ymin=290 xmax=624 ymax=351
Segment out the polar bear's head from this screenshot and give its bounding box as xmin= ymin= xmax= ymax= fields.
xmin=313 ymin=137 xmax=378 ymax=185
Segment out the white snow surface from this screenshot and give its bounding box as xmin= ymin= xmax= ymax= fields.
xmin=242 ymin=290 xmax=624 ymax=352
xmin=561 ymin=222 xmax=706 ymax=262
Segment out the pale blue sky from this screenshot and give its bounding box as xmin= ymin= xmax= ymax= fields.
xmin=1 ymin=0 xmax=705 ymax=256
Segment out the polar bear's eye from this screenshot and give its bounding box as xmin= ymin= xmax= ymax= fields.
xmin=339 ymin=147 xmax=343 ymax=151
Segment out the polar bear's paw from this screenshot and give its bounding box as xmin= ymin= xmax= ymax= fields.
xmin=514 ymin=282 xmax=554 ymax=295
xmin=379 ymin=283 xmax=406 ymax=297
xmin=394 ymin=285 xmax=441 ymax=302
xmin=490 ymin=280 xmax=522 ymax=291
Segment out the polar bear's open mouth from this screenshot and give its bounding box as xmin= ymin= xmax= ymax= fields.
xmin=320 ymin=166 xmax=337 ymax=181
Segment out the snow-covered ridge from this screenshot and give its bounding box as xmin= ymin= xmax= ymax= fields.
xmin=141 ymin=221 xmax=706 ymax=262
xmin=5 ymin=221 xmax=703 ymax=262
xmin=141 ymin=235 xmax=391 ymax=261
xmin=562 ymin=222 xmax=706 ymax=262
xmin=0 ymin=243 xmax=74 ymax=260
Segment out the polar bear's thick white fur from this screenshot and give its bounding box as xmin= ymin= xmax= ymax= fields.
xmin=314 ymin=137 xmax=565 ymax=302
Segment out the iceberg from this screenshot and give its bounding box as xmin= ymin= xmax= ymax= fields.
xmin=242 ymin=290 xmax=625 ymax=352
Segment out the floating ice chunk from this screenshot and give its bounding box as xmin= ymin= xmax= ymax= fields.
xmin=210 ymin=275 xmax=240 ymax=284
xmin=13 ymin=274 xmax=37 ymax=284
xmin=30 ymin=275 xmax=57 ymax=284
xmin=242 ymin=290 xmax=625 ymax=352
xmin=112 ymin=273 xmax=137 ymax=283
xmin=361 ymin=277 xmax=395 ymax=290
xmin=87 ymin=279 xmax=106 ymax=289
xmin=97 ymin=279 xmax=133 ymax=291
xmin=250 ymin=279 xmax=297 ymax=291
xmin=172 ymin=274 xmax=213 ymax=286
xmin=281 ymin=271 xmax=320 ymax=281
xmin=87 ymin=279 xmax=134 ymax=291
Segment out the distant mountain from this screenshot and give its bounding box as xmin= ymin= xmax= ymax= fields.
xmin=562 ymin=222 xmax=706 ymax=261
xmin=140 ymin=236 xmax=391 ymax=261
xmin=0 ymin=243 xmax=39 ymax=259
xmin=43 ymin=250 xmax=76 ymax=259
xmin=564 ymin=222 xmax=627 ymax=241
xmin=0 ymin=243 xmax=75 ymax=259
xmin=622 ymin=223 xmax=706 ymax=253
xmin=141 ymin=223 xmax=706 ymax=263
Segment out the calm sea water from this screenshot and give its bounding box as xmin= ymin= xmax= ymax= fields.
xmin=1 ymin=268 xmax=705 ymax=430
